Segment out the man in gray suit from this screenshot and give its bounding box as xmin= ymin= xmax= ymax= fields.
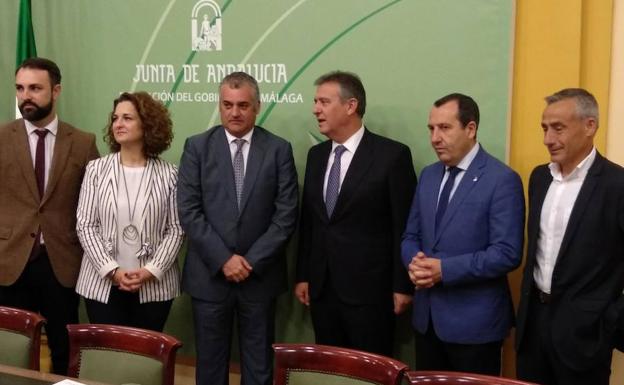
xmin=177 ymin=72 xmax=298 ymax=385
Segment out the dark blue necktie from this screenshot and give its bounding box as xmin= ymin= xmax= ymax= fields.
xmin=435 ymin=166 xmax=461 ymax=234
xmin=325 ymin=145 xmax=347 ymax=217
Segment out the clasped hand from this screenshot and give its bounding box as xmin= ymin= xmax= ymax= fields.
xmin=408 ymin=251 xmax=442 ymax=289
xmin=222 ymin=254 xmax=253 ymax=282
xmin=111 ymin=268 xmax=154 ymax=292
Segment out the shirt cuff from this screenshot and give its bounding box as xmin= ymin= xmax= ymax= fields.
xmin=143 ymin=262 xmax=164 ymax=281
xmin=98 ymin=261 xmax=119 ymax=279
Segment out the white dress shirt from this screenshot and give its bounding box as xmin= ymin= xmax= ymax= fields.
xmin=533 ymin=147 xmax=596 ymax=293
xmin=437 ymin=142 xmax=480 ymax=206
xmin=323 ymin=125 xmax=365 ymax=201
xmin=225 ymin=128 xmax=254 ymax=173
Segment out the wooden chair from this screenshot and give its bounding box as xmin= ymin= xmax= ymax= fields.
xmin=0 ymin=306 xmax=46 ymax=370
xmin=67 ymin=324 xmax=182 ymax=385
xmin=273 ymin=343 xmax=408 ymax=385
xmin=404 ymin=371 xmax=540 ymax=385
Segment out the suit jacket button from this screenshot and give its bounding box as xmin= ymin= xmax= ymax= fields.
xmin=30 ymin=233 xmax=36 ymax=237
xmin=39 ymin=208 xmax=43 ymax=213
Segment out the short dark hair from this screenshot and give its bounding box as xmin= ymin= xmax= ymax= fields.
xmin=105 ymin=92 xmax=173 ymax=158
xmin=16 ymin=57 xmax=62 ymax=86
xmin=314 ymin=71 xmax=366 ymax=117
xmin=220 ymin=71 xmax=260 ymax=103
xmin=545 ymin=88 xmax=599 ymax=127
xmin=434 ymin=93 xmax=480 ymax=128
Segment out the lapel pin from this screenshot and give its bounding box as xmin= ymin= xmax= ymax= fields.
xmin=473 ymin=176 xmax=478 ymax=182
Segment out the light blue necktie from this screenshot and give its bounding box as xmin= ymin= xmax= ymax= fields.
xmin=325 ymin=145 xmax=347 ymax=217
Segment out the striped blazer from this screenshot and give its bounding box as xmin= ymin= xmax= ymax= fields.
xmin=75 ymin=153 xmax=184 ymax=303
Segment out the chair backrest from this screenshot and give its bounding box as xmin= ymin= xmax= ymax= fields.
xmin=0 ymin=306 xmax=46 ymax=370
xmin=67 ymin=324 xmax=182 ymax=385
xmin=273 ymin=343 xmax=409 ymax=385
xmin=404 ymin=371 xmax=540 ymax=385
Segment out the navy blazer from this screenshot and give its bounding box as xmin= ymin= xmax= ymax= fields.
xmin=402 ymin=146 xmax=525 ymax=344
xmin=177 ymin=125 xmax=298 ymax=301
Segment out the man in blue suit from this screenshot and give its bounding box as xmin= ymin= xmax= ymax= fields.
xmin=402 ymin=93 xmax=524 ymax=374
xmin=177 ymin=72 xmax=298 ymax=385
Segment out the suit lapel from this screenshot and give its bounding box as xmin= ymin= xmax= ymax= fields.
xmin=526 ymin=166 xmax=551 ymax=263
xmin=554 ymin=153 xmax=604 ymax=265
xmin=434 ymin=147 xmax=487 ymax=245
xmin=42 ymin=122 xmax=72 ymax=206
xmin=239 ymin=128 xmax=265 ymax=214
xmin=423 ymin=162 xmax=445 ymax=240
xmin=331 ymin=130 xmax=374 ymax=220
xmin=11 ymin=120 xmax=40 ymax=201
xmin=107 ymin=153 xmax=121 ymax=228
xmin=214 ymin=127 xmax=238 ymax=210
xmin=139 ymin=157 xmax=156 ymax=235
xmin=310 ymin=141 xmax=332 ymax=222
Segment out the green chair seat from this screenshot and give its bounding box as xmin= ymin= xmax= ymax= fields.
xmin=0 ymin=306 xmax=46 ymax=370
xmin=67 ymin=324 xmax=182 ymax=385
xmin=0 ymin=329 xmax=31 ymax=368
xmin=288 ymin=370 xmax=378 ymax=385
xmin=78 ymin=348 xmax=163 ymax=385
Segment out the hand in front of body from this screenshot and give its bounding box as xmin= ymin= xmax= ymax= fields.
xmin=222 ymin=254 xmax=252 ymax=282
xmin=112 ymin=268 xmax=154 ymax=292
xmin=294 ymin=282 xmax=310 ymax=306
xmin=393 ymin=292 xmax=412 ymax=315
xmin=408 ymin=252 xmax=442 ymax=289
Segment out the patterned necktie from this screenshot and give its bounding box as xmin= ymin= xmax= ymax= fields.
xmin=325 ymin=145 xmax=347 ymax=217
xmin=435 ymin=166 xmax=461 ymax=234
xmin=34 ymin=129 xmax=49 ymax=198
xmin=233 ymin=138 xmax=246 ymax=209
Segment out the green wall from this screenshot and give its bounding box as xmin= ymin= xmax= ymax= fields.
xmin=1 ymin=0 xmax=514 ymax=365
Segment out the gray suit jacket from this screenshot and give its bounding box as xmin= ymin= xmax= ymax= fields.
xmin=177 ymin=125 xmax=298 ymax=301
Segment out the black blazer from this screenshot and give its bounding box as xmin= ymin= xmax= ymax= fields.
xmin=515 ymin=152 xmax=624 ymax=370
xmin=296 ymin=129 xmax=416 ymax=305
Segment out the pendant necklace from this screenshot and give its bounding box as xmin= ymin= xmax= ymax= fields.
xmin=121 ymin=161 xmax=146 ymax=245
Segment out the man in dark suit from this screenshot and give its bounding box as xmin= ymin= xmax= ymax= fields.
xmin=0 ymin=57 xmax=99 ymax=374
xmin=177 ymin=72 xmax=298 ymax=385
xmin=295 ymin=71 xmax=416 ymax=356
xmin=516 ymin=88 xmax=624 ymax=385
xmin=401 ymin=93 xmax=524 ymax=375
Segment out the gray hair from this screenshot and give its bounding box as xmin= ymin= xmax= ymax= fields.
xmin=220 ymin=71 xmax=260 ymax=103
xmin=314 ymin=71 xmax=366 ymax=117
xmin=545 ymin=88 xmax=599 ymax=127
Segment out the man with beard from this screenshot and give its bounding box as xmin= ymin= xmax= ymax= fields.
xmin=0 ymin=57 xmax=99 ymax=374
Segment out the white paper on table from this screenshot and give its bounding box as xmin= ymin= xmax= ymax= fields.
xmin=53 ymin=380 xmax=88 ymax=385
